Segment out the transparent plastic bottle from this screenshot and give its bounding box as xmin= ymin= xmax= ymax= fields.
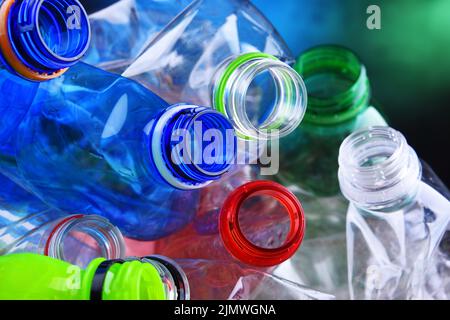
xmin=127 ymin=178 xmax=305 ymax=269
xmin=141 ymin=255 xmax=335 ymax=300
xmin=0 ymin=253 xmax=175 ymax=300
xmin=338 ymin=126 xmax=450 ymax=300
xmin=273 ymin=46 xmax=388 ymax=299
xmin=0 ymin=61 xmax=237 ymax=241
xmin=0 ymin=0 xmax=90 ymax=146
xmin=0 ymin=173 xmax=125 ymax=268
xmin=84 ymin=0 xmax=192 ymax=72
xmin=122 ymin=0 xmax=307 ymax=140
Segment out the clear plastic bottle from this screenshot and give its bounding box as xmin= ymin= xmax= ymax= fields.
xmin=0 ymin=173 xmax=125 ymax=267
xmin=0 ymin=0 xmax=90 ymax=146
xmin=338 ymin=126 xmax=450 ymax=300
xmin=122 ymin=0 xmax=307 ymax=140
xmin=127 ymin=178 xmax=305 ymax=269
xmin=84 ymin=0 xmax=192 ymax=72
xmin=0 ymin=62 xmax=237 ymax=241
xmin=273 ymin=46 xmax=388 ymax=299
xmin=141 ymin=255 xmax=336 ymax=300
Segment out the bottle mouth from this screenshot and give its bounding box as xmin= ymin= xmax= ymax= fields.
xmin=219 ymin=180 xmax=305 ymax=267
xmin=0 ymin=0 xmax=90 ymax=80
xmin=338 ymin=126 xmax=422 ymax=211
xmin=213 ymin=52 xmax=307 ymax=140
xmin=145 ymin=104 xmax=237 ymax=190
xmin=295 ymin=45 xmax=370 ymax=125
xmin=44 ymin=214 xmax=125 ymax=267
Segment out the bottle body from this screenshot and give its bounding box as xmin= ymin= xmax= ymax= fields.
xmin=0 ymin=62 xmax=235 ymax=240
xmin=84 ymin=0 xmax=192 ymax=72
xmin=339 ymin=126 xmax=450 ymax=299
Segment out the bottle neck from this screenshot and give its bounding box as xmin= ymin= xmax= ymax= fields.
xmin=144 ymin=104 xmax=237 ymax=190
xmin=338 ymin=126 xmax=422 ymax=213
xmin=219 ymin=180 xmax=305 ymax=267
xmin=45 ymin=214 xmax=125 ymax=266
xmin=212 ymin=52 xmax=307 ymax=140
xmin=84 ymin=256 xmax=189 ymax=300
xmin=0 ymin=0 xmax=90 ymax=81
xmin=295 ymin=45 xmax=371 ymax=126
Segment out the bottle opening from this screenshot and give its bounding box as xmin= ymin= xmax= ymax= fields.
xmin=37 ymin=0 xmax=90 ymax=61
xmin=146 ymin=104 xmax=237 ymax=190
xmin=45 ymin=215 xmax=125 ymax=268
xmin=238 ymin=193 xmax=291 ymax=249
xmin=213 ymin=53 xmax=307 ymax=140
xmin=219 ymin=180 xmax=305 ymax=267
xmin=295 ymin=45 xmax=370 ymax=125
xmin=0 ymin=0 xmax=90 ymax=80
xmin=338 ymin=126 xmax=422 ymax=211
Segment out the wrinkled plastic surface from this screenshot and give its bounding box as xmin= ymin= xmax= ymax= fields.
xmin=84 ymin=0 xmax=192 ymax=72
xmin=0 ymin=62 xmax=199 ymax=240
xmin=346 ymin=163 xmax=450 ymax=300
xmin=122 ymin=0 xmax=294 ymax=106
xmin=176 ymin=259 xmax=334 ymax=300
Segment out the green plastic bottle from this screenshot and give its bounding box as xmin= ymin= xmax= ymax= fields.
xmin=274 ymin=45 xmax=387 ymax=299
xmin=0 ymin=253 xmax=168 ymax=300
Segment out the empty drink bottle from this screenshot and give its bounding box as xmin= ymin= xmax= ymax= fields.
xmin=0 ymin=253 xmax=176 ymax=300
xmin=0 ymin=60 xmax=237 ymax=240
xmin=273 ymin=45 xmax=388 ymax=298
xmin=85 ymin=0 xmax=192 ymax=72
xmin=0 ymin=0 xmax=90 ymax=146
xmin=127 ymin=178 xmax=305 ymax=268
xmin=338 ymin=126 xmax=450 ymax=299
xmin=0 ymin=173 xmax=125 ymax=267
xmin=140 ymin=255 xmax=335 ymax=300
xmin=122 ymin=0 xmax=307 ymax=140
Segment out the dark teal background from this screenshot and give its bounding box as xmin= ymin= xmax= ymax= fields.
xmin=82 ymin=0 xmax=450 ymax=185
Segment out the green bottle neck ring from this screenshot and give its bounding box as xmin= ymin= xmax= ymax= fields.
xmin=212 ymin=52 xmax=307 ymax=140
xmin=295 ymin=45 xmax=371 ymax=126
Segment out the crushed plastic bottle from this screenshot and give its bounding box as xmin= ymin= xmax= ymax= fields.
xmin=0 ymin=62 xmax=237 ymax=241
xmin=122 ymin=0 xmax=307 ymax=140
xmin=338 ymin=126 xmax=450 ymax=300
xmin=84 ymin=0 xmax=192 ymax=72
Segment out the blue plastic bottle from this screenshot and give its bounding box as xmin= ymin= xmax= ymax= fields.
xmin=0 ymin=59 xmax=237 ymax=241
xmin=0 ymin=0 xmax=90 ymax=146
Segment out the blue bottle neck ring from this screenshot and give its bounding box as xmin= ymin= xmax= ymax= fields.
xmin=0 ymin=0 xmax=90 ymax=81
xmin=144 ymin=105 xmax=237 ymax=190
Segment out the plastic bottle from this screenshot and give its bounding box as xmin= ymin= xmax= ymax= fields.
xmin=338 ymin=126 xmax=450 ymax=300
xmin=122 ymin=0 xmax=307 ymax=140
xmin=0 ymin=61 xmax=237 ymax=241
xmin=0 ymin=0 xmax=90 ymax=145
xmin=273 ymin=46 xmax=388 ymax=298
xmin=141 ymin=255 xmax=335 ymax=300
xmin=84 ymin=0 xmax=192 ymax=72
xmin=127 ymin=178 xmax=305 ymax=269
xmin=0 ymin=173 xmax=125 ymax=267
xmin=0 ymin=253 xmax=172 ymax=300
